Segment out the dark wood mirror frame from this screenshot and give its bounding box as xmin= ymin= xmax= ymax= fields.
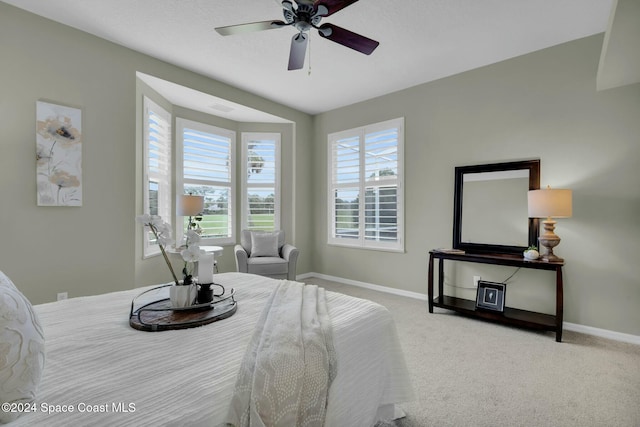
xmin=453 ymin=159 xmax=540 ymax=255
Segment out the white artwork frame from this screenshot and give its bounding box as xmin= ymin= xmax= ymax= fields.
xmin=36 ymin=101 xmax=82 ymax=206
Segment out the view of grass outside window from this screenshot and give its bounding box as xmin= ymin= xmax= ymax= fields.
xmin=246 ymin=188 xmax=275 ymax=230
xmin=334 ymin=188 xmax=359 ymax=239
xmin=182 ymin=184 xmax=231 ymax=238
xmin=328 ymin=118 xmax=404 ymax=251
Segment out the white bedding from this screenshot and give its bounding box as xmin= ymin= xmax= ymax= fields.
xmin=226 ymin=282 xmax=336 ymax=426
xmin=10 ymin=273 xmax=413 ymax=426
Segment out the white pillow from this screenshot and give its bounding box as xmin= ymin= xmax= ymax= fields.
xmin=0 ymin=271 xmax=45 ymax=424
xmin=250 ymin=232 xmax=280 ymax=258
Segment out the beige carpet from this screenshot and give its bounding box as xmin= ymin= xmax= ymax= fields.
xmin=304 ymin=277 xmax=640 ymax=427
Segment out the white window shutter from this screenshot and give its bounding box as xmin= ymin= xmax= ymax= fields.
xmin=143 ymin=97 xmax=172 ymax=257
xmin=328 ymin=118 xmax=404 ymax=252
xmin=242 ymin=133 xmax=281 ymax=232
xmin=177 ymin=118 xmax=236 ymax=245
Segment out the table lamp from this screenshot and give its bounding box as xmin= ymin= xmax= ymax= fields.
xmin=178 ymin=194 xmax=204 ymax=231
xmin=527 ymin=186 xmax=572 ymax=262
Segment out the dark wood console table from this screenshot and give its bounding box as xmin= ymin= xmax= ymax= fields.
xmin=428 ymin=250 xmax=564 ymax=342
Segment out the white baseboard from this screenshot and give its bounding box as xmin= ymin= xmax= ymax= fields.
xmin=297 ymin=272 xmax=640 ymax=346
xmin=563 ymin=322 xmax=640 ymax=345
xmin=297 ymin=272 xmax=428 ymax=301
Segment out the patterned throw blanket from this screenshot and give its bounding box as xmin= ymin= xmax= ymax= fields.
xmin=225 ymin=281 xmax=337 ymax=427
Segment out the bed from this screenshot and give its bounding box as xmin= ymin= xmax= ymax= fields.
xmin=3 ymin=272 xmax=413 ymax=426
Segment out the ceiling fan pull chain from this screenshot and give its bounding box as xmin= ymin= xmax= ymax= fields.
xmin=308 ymin=34 xmax=312 ymax=76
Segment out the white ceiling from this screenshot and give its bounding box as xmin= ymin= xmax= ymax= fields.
xmin=4 ymin=0 xmax=614 ymax=119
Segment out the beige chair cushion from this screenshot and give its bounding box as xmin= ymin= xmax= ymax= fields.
xmin=250 ymin=232 xmax=280 ymax=258
xmin=247 ymin=257 xmax=289 ymax=276
xmin=241 ymin=230 xmax=285 ymax=256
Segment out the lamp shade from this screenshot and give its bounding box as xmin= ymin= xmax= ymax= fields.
xmin=528 ymin=187 xmax=572 ymax=218
xmin=178 ymin=194 xmax=204 ymax=216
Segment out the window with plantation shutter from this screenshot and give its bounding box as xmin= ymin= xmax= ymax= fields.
xmin=328 ymin=118 xmax=404 ymax=251
xmin=241 ymin=133 xmax=280 ymax=232
xmin=143 ymin=97 xmax=172 ymax=257
xmin=331 ymin=134 xmax=360 ymax=241
xmin=177 ymin=118 xmax=236 ymax=245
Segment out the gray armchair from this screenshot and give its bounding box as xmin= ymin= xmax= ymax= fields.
xmin=234 ymin=230 xmax=299 ymax=280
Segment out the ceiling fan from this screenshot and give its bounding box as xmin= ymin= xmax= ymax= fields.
xmin=215 ymin=0 xmax=380 ymax=70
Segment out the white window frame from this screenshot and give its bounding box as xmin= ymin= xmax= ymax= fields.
xmin=142 ymin=97 xmax=172 ymax=258
xmin=327 ymin=117 xmax=404 ymax=252
xmin=176 ymin=118 xmax=236 ymax=246
xmin=241 ymin=132 xmax=281 ymax=232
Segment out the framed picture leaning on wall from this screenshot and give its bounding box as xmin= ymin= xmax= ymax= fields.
xmin=475 ymin=280 xmax=506 ymax=312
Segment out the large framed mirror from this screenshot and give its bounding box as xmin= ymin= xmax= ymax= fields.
xmin=453 ymin=159 xmax=540 ymax=255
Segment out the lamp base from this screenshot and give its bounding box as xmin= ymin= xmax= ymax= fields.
xmin=539 ymin=218 xmax=563 ymax=262
xmin=541 ymin=252 xmax=564 ymax=263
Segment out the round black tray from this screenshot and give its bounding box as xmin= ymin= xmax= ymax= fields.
xmin=129 ymin=285 xmax=237 ymax=332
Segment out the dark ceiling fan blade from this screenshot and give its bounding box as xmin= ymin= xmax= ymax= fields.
xmin=215 ymin=20 xmax=287 ymax=36
xmin=288 ymin=33 xmax=308 ymax=70
xmin=313 ymin=0 xmax=359 ymax=16
xmin=317 ymin=23 xmax=379 ymax=55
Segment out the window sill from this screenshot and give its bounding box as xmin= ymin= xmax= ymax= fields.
xmin=327 ymin=242 xmax=405 ymax=254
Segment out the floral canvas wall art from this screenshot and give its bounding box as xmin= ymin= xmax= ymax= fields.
xmin=36 ymin=101 xmax=82 ymax=206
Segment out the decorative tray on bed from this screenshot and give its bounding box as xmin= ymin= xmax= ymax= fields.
xmin=129 ymin=283 xmax=237 ymax=332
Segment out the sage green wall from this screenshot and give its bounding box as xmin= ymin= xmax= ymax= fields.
xmin=0 ymin=3 xmax=313 ymax=304
xmin=2 ymin=2 xmax=638 ymax=337
xmin=312 ymin=35 xmax=640 ymax=336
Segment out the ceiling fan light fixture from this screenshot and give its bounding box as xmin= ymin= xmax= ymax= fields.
xmin=283 ymin=10 xmax=295 ymax=23
xmin=288 ymin=32 xmax=308 ymax=70
xmin=282 ymin=0 xmax=294 ymax=12
xmin=315 ymin=5 xmax=329 ymax=17
xmin=318 ymin=26 xmax=332 ymax=37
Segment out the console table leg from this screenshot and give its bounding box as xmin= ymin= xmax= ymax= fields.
xmin=428 ymin=253 xmax=434 ymax=313
xmin=556 ymin=267 xmax=564 ymax=342
xmin=438 ymin=258 xmax=444 ymax=304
